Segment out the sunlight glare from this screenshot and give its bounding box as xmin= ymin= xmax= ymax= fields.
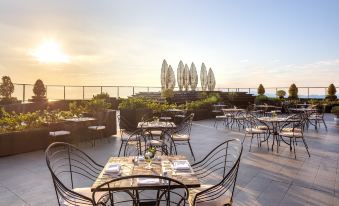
xmin=31 ymin=40 xmax=70 ymax=63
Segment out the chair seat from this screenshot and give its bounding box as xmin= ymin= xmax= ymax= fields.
xmin=147 ymin=140 xmax=163 ymax=146
xmin=215 ymin=115 xmax=227 ymax=119
xmin=245 ymin=128 xmax=266 ymax=134
xmin=281 ymin=128 xmax=302 ymax=133
xmin=88 ymin=125 xmax=106 ymax=130
xmin=309 ymin=115 xmax=323 ymax=120
xmin=188 ymin=184 xmax=231 ymax=206
xmin=62 ymin=187 xmax=107 ymax=206
xmin=256 ymin=125 xmax=269 ymax=130
xmin=149 ymin=130 xmax=163 ymax=136
xmin=49 ymin=130 xmax=71 ymax=137
xmin=175 ymin=114 xmax=186 ymax=118
xmin=172 ymin=134 xmax=190 ymax=141
xmin=279 ymin=131 xmax=303 ymax=138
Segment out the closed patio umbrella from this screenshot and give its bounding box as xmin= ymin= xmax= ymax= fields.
xmin=200 ymin=63 xmax=208 ymax=91
xmin=177 ymin=60 xmax=184 ymax=91
xmin=207 ymin=68 xmax=216 ymax=91
xmin=183 ymin=64 xmax=190 ymax=91
xmin=190 ymin=62 xmax=198 ymax=91
xmin=161 ymin=59 xmax=168 ymax=90
xmin=166 ymin=65 xmax=176 ymax=90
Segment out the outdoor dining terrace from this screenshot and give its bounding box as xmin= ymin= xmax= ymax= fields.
xmin=0 ymin=107 xmax=338 ymax=205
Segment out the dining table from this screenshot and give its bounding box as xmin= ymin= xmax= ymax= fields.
xmin=91 ymin=155 xmax=201 ymax=192
xmin=258 ymin=116 xmax=300 ymax=151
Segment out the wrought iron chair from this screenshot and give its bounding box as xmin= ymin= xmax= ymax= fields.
xmin=45 ymin=142 xmax=106 ymax=206
xmin=307 ymin=107 xmax=327 ymax=131
xmin=48 ymin=121 xmax=71 ymax=144
xmin=190 ymin=139 xmax=243 ymax=206
xmin=170 ymin=113 xmax=196 ymax=161
xmin=279 ymin=114 xmax=310 ymax=159
xmin=117 ymin=115 xmax=144 ymax=157
xmin=88 ymin=111 xmax=110 ymax=147
xmin=92 ymin=174 xmax=189 ymax=206
xmin=242 ymin=115 xmax=268 ymax=151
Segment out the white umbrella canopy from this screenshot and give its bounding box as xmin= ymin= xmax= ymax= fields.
xmin=177 ymin=60 xmax=184 ymax=91
xmin=207 ymin=68 xmax=216 ymax=91
xmin=200 ymin=63 xmax=208 ymax=91
xmin=190 ymin=62 xmax=198 ymax=91
xmin=183 ymin=64 xmax=190 ymax=91
xmin=166 ymin=65 xmax=176 ymax=90
xmin=161 ymin=59 xmax=168 ymax=90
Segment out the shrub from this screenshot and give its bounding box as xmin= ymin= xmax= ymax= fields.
xmin=93 ymin=92 xmax=110 ymax=100
xmin=185 ymin=94 xmax=221 ymax=110
xmin=257 ymin=84 xmax=265 ymax=95
xmin=288 ymin=83 xmax=298 ymax=99
xmin=119 ymin=97 xmax=175 ymax=113
xmin=69 ymin=101 xmax=87 ymax=117
xmin=31 ymin=79 xmax=47 ymax=102
xmin=254 ymin=94 xmax=268 ymax=104
xmin=86 ymin=98 xmax=111 ymax=114
xmin=331 ymin=106 xmax=339 ymax=117
xmin=161 ymin=89 xmax=174 ymax=103
xmin=326 ymin=84 xmax=337 ymax=101
xmin=276 ymin=90 xmax=286 ymax=98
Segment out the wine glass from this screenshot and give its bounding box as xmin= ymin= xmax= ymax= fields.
xmin=144 ymin=151 xmax=153 ymax=169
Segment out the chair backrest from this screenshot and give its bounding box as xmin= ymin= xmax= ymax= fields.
xmin=45 ymin=142 xmax=104 ymax=206
xmin=191 ymin=139 xmax=243 ymax=205
xmin=92 ymin=174 xmax=189 ymax=206
xmin=122 ymin=129 xmax=147 ymax=157
xmin=174 ymin=113 xmax=194 ymax=135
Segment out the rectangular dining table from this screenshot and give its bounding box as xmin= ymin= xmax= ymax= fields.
xmin=91 ymin=155 xmax=201 ymax=192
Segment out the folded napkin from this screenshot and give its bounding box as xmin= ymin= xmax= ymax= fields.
xmin=105 ymin=163 xmax=121 ymax=174
xmin=173 ymin=160 xmax=190 ymax=171
xmin=137 ymin=178 xmax=160 ymax=185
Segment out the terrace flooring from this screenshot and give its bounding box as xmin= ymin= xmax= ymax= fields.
xmin=0 ymin=114 xmax=338 ymax=206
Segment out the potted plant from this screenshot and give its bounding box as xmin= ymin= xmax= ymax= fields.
xmin=288 ymin=83 xmax=299 ymax=100
xmin=31 ymin=79 xmax=47 ymax=102
xmin=326 ymin=83 xmax=337 ymax=101
xmin=257 ymin=84 xmax=265 ymax=95
xmin=331 ymin=106 xmax=339 ymax=125
xmin=276 ymin=90 xmax=286 ymax=99
xmin=0 ymin=76 xmax=19 ymax=105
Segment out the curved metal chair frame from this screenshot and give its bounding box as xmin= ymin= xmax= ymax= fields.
xmin=45 ymin=142 xmax=104 ymax=206
xmin=279 ymin=114 xmax=310 ymax=159
xmin=243 ymin=114 xmax=269 ymax=151
xmin=92 ymin=174 xmax=189 ymax=206
xmin=170 ymin=113 xmax=196 ymax=161
xmin=191 ymin=139 xmax=243 ymax=206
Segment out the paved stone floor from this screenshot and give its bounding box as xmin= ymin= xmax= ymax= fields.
xmin=0 ymin=114 xmax=338 ymax=206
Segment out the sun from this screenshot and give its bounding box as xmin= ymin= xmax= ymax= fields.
xmin=31 ymin=39 xmax=70 ymax=63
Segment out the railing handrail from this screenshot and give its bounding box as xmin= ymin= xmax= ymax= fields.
xmin=11 ymin=83 xmax=338 ymax=102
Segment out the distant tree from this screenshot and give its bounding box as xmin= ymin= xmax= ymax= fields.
xmin=276 ymin=90 xmax=286 ymax=99
xmin=288 ymin=83 xmax=298 ymax=99
xmin=257 ymin=84 xmax=265 ymax=95
xmin=326 ymin=83 xmax=337 ymax=100
xmin=33 ymin=79 xmax=46 ymax=97
xmin=0 ymin=76 xmax=14 ymax=99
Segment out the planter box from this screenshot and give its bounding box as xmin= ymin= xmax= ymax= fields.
xmin=120 ymin=109 xmax=153 ymax=130
xmin=0 ymin=128 xmax=49 ymax=156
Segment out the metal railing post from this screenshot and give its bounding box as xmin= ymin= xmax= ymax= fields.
xmin=100 ymin=86 xmax=103 ymax=94
xmin=133 ymin=86 xmax=135 ymax=95
xmin=147 ymin=87 xmax=150 ymax=92
xmin=307 ymin=88 xmax=310 ymax=99
xmin=63 ymin=86 xmax=66 ymax=100
xmin=117 ymin=86 xmax=119 ymax=98
xmin=82 ymin=86 xmax=85 ymax=100
xmin=22 ymin=84 xmax=25 ymax=102
xmin=45 ymin=85 xmax=48 ymax=98
xmin=248 ymin=88 xmax=250 ymax=94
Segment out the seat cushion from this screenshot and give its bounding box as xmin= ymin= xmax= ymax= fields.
xmin=245 ymin=128 xmax=266 ymax=134
xmin=216 ymin=115 xmax=227 ymax=119
xmin=148 ymin=140 xmax=163 ymax=146
xmin=121 ymin=135 xmax=139 ymax=141
xmin=279 ymin=131 xmax=303 ymax=138
xmin=256 ymin=125 xmax=269 ymax=130
xmin=188 ymin=184 xmax=231 ymax=206
xmin=49 ymin=130 xmax=71 ymax=137
xmin=88 ymin=125 xmax=106 ymax=130
xmin=172 ymin=134 xmax=190 ymax=141
xmin=281 ymin=128 xmax=302 ymax=133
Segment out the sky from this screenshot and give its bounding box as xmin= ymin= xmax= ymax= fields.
xmin=0 ymin=0 xmax=339 ymax=89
